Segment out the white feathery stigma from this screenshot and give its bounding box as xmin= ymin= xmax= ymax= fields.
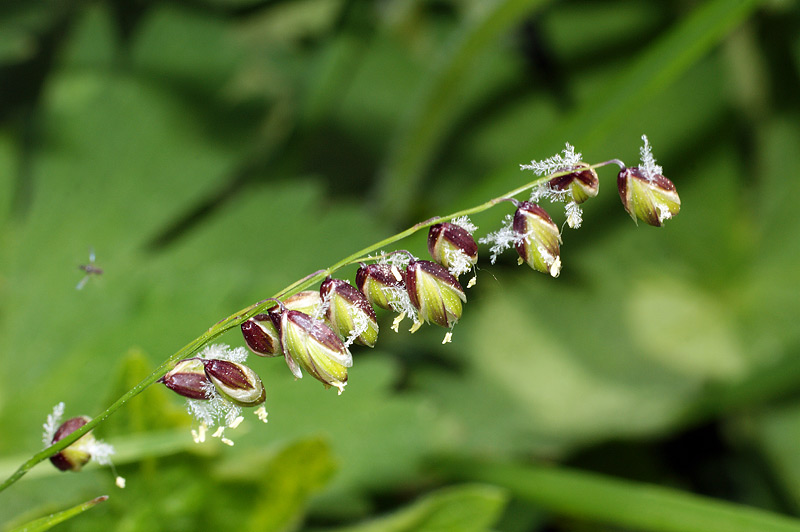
xmin=520 ymin=142 xmax=582 ymax=176
xmin=639 ymin=135 xmax=663 ymax=179
xmin=444 ymin=247 xmax=474 ymax=278
xmin=382 ymin=251 xmax=411 ymax=271
xmin=42 ymin=402 xmax=65 ymax=446
xmin=196 ymin=343 xmax=248 ymax=364
xmin=479 ymin=214 xmax=526 ymax=264
xmin=565 ymin=201 xmax=583 ymax=229
xmin=88 ymin=440 xmax=116 ymax=465
xmin=529 ymin=184 xmax=570 ymax=205
xmin=383 ymin=285 xmax=419 ymax=330
xmin=42 ymin=402 xmax=116 ymax=466
xmin=186 ymin=379 xmax=243 ymax=429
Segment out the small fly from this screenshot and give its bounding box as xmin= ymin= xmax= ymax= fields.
xmin=76 ymin=248 xmax=103 ymax=290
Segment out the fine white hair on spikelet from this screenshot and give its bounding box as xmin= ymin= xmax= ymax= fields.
xmin=343 ymin=306 xmax=369 ymax=349
xmin=314 ymin=290 xmax=332 ymax=322
xmin=451 ymin=216 xmax=478 ymax=234
xmin=197 ymin=343 xmax=248 ymax=364
xmin=529 ymin=183 xmax=570 ymax=205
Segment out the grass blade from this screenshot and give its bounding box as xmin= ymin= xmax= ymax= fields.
xmin=7 ymin=495 xmax=108 ymax=532
xmin=437 ymin=457 xmax=800 ymax=532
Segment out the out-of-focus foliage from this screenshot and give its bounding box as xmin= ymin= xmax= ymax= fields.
xmin=1 ymin=0 xmax=800 ymax=530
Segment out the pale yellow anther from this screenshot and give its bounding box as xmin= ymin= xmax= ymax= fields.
xmin=391 ymin=312 xmax=406 ymax=333
xmin=391 ymin=265 xmax=403 ymax=282
xmin=192 ymin=423 xmax=208 ymax=444
xmin=549 ymin=257 xmax=562 ymax=278
xmin=442 ymin=331 xmax=453 ymax=344
xmin=116 ymin=476 xmax=127 ymax=489
xmin=212 ymin=427 xmax=225 ymax=439
xmin=229 ymin=415 xmax=244 ymax=429
xmin=255 ymin=405 xmax=269 ymax=423
xmin=221 ymin=437 xmax=235 ymax=446
xmin=467 ymin=276 xmax=477 ymax=288
xmin=409 ymin=321 xmax=423 ymax=334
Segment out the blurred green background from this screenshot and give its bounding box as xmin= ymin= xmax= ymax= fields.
xmin=2 ymin=0 xmax=800 ymax=530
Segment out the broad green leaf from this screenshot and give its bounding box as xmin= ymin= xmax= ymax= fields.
xmin=244 ymin=438 xmax=337 ymax=532
xmin=437 ymin=457 xmax=800 ymax=532
xmin=207 ymin=356 xmax=441 ymax=518
xmin=131 ymin=5 xmax=242 ymax=90
xmin=318 ymin=484 xmax=507 ymax=532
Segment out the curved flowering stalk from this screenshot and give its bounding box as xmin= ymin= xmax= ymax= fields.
xmin=0 ymin=136 xmax=680 ymax=492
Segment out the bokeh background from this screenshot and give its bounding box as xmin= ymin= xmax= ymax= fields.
xmin=2 ymin=0 xmax=800 ymax=530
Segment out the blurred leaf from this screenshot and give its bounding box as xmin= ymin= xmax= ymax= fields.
xmin=101 ymin=348 xmax=192 ymax=435
xmin=218 ymin=356 xmax=442 ymax=518
xmin=0 ymin=62 xmax=243 ymax=441
xmin=238 ymin=0 xmax=341 ymax=44
xmin=377 ymin=0 xmax=550 ymax=222
xmin=6 ymin=495 xmax=108 ymax=532
xmin=0 ymin=129 xmax=14 ymax=223
xmin=743 ymin=116 xmax=800 ymax=357
xmin=550 ymin=0 xmax=763 ymax=148
xmin=416 ymin=275 xmax=701 ymax=456
xmin=437 ymin=457 xmax=800 ymax=532
xmin=0 ymin=7 xmax=436 ymax=525
xmin=0 ymin=27 xmax=36 ymax=64
xmin=755 ymin=401 xmax=800 ymax=509
xmin=0 ymin=0 xmax=67 ymax=63
xmin=742 ymin=115 xmax=800 ymax=508
xmin=131 ymin=5 xmax=242 ymax=89
xmin=1 ymin=0 xmax=798 ymax=530
xmin=244 ymin=437 xmax=337 ymax=532
xmin=318 ymin=484 xmax=507 ymax=532
xmin=464 ymin=0 xmax=764 ymax=207
xmin=58 ymin=4 xmax=117 ymax=70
